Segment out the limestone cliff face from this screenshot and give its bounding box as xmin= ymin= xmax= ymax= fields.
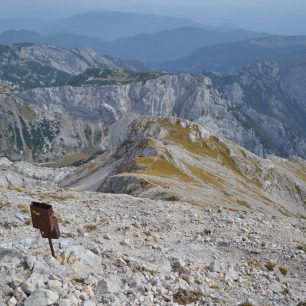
xmin=0 ymin=92 xmax=108 ymax=162
xmin=16 ymin=72 xmax=306 ymax=161
xmin=1 ymin=44 xmax=306 ymax=162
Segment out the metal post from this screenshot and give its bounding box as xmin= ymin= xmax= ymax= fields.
xmin=48 ymin=237 xmax=56 ymax=258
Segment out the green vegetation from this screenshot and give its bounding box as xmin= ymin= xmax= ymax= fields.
xmin=279 ymin=266 xmax=288 ymax=276
xmin=66 ymin=68 xmax=164 ymax=87
xmin=159 ymin=118 xmax=242 ymax=176
xmin=42 ymin=149 xmax=105 ymax=168
xmin=135 ymin=156 xmax=192 ymax=183
xmin=265 ymin=262 xmax=276 ymax=271
xmin=236 ymin=199 xmax=252 ymax=209
xmin=18 ymin=203 xmax=30 ymax=214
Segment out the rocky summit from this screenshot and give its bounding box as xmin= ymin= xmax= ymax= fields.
xmin=0 ymin=116 xmax=305 ymax=305
xmin=0 ymin=174 xmax=306 ymax=306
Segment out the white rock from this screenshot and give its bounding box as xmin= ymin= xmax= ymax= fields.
xmin=115 ymin=258 xmax=126 ymax=267
xmin=209 ymin=260 xmax=222 ymax=273
xmin=269 ymin=283 xmax=283 ymax=293
xmin=7 ymin=296 xmax=17 ymax=306
xmin=21 ymin=274 xmax=45 ymax=294
xmin=47 ymin=279 xmax=62 ymax=289
xmin=98 ymin=276 xmax=121 ymax=294
xmin=58 ymin=299 xmax=74 ymax=306
xmin=24 ymin=289 xmax=59 ymax=306
xmin=82 ymin=301 xmax=96 ymax=306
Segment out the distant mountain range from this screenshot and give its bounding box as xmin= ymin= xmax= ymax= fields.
xmin=155 ymin=35 xmax=306 ymax=74
xmin=0 ymin=12 xmax=198 ymax=40
xmin=0 ymin=26 xmax=266 ymax=64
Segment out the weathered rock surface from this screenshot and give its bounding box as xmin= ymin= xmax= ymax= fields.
xmin=0 ymin=182 xmax=305 ymax=305
xmin=1 ymin=51 xmax=306 ymax=162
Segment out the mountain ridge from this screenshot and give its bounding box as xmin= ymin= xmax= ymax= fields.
xmin=0 ymin=27 xmax=267 ymax=64
xmin=156 ymin=35 xmax=306 ymax=74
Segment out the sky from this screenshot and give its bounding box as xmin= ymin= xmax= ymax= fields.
xmin=0 ymin=0 xmax=306 ymax=34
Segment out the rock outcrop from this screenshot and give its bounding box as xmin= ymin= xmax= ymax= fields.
xmin=67 ymin=117 xmax=306 ymax=218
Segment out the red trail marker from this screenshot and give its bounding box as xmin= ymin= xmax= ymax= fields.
xmin=30 ymin=202 xmax=61 ymax=258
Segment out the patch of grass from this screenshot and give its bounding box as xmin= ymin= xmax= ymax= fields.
xmin=209 ymin=284 xmax=221 ymax=290
xmin=63 ymin=233 xmax=73 ymax=238
xmin=236 ymin=199 xmax=252 ymax=209
xmin=168 ymin=195 xmax=180 ymax=202
xmin=84 ymin=224 xmax=97 ymax=232
xmin=278 ymin=207 xmax=295 ymax=218
xmin=297 ymin=243 xmax=306 ymax=252
xmin=160 ymin=118 xmax=242 ymax=176
xmin=24 ymin=219 xmax=32 ymax=226
xmin=187 ymin=165 xmax=221 ymax=188
xmin=42 ymin=192 xmax=75 ymax=202
xmin=265 ymin=262 xmax=276 ymax=271
xmin=0 ymin=202 xmax=9 ymax=209
xmin=173 ymin=288 xmax=204 ymax=305
xmin=248 ymin=259 xmax=262 ymax=268
xmin=135 ymin=156 xmax=192 ymax=183
xmin=18 ymin=203 xmax=30 ymax=214
xmin=14 ymin=186 xmax=25 ymax=193
xmin=239 ymin=302 xmax=254 ymax=306
xmin=279 ymin=266 xmax=288 ymax=276
xmin=41 ymin=152 xmax=93 ymax=168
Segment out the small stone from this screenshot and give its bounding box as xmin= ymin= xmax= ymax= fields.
xmin=251 ymin=248 xmax=261 ymax=255
xmin=58 ymin=299 xmax=73 ymax=306
xmin=84 ymin=286 xmax=95 ymax=296
xmin=103 ymin=234 xmax=111 ymax=240
xmin=120 ymin=239 xmax=130 ymax=246
xmin=209 ymin=260 xmax=222 ymax=273
xmin=82 ymin=301 xmax=96 ymax=306
xmin=79 ymin=292 xmax=89 ymax=301
xmin=171 ymin=258 xmax=186 ymax=272
xmin=22 ymin=274 xmax=45 ymax=294
xmin=131 ymin=222 xmax=141 ymax=229
xmin=7 ymin=296 xmax=17 ymax=306
xmin=269 ymin=283 xmax=283 ymax=293
xmin=24 ymin=289 xmax=59 ymax=306
xmin=47 ymin=280 xmax=62 ymax=290
xmin=181 ymin=274 xmax=194 ymax=284
xmin=226 ymin=218 xmax=234 ymax=225
xmin=115 ymin=258 xmax=126 ymax=267
xmin=98 ymin=276 xmax=121 ymax=294
xmin=226 ymin=268 xmax=239 ymax=281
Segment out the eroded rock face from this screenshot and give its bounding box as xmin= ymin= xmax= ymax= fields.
xmin=1 ymin=70 xmax=304 ymax=162
xmin=0 ymin=47 xmax=306 ymax=163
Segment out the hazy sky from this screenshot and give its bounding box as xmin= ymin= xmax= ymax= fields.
xmin=1 ymin=0 xmax=306 ymax=34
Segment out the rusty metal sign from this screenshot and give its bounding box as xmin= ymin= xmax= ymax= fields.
xmin=30 ymin=201 xmax=61 ymax=258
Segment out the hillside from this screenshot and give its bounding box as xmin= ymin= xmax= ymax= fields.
xmin=1 ymin=163 xmax=305 ymax=305
xmin=66 ymin=117 xmax=306 ymax=218
xmin=0 ymin=27 xmax=266 ymax=64
xmin=0 ymin=117 xmax=305 ymax=304
xmin=0 ymin=44 xmax=146 ymax=89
